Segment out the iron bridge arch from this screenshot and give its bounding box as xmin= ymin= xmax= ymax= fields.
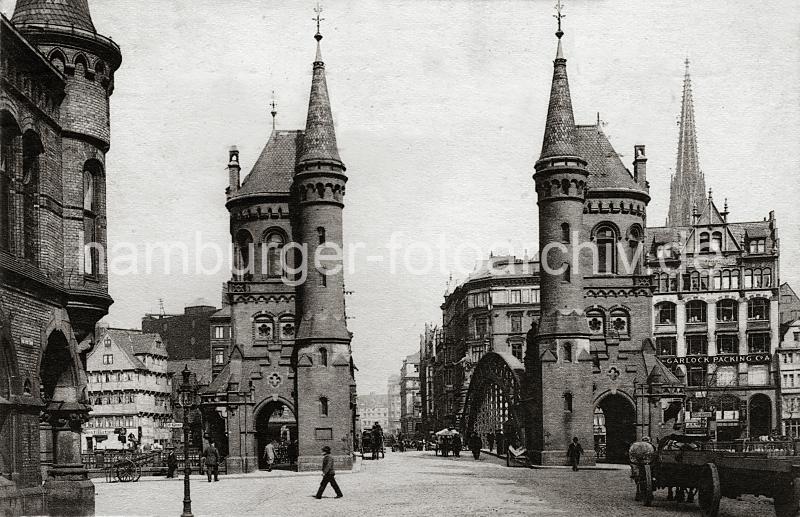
xmin=463 ymin=352 xmax=527 ymax=449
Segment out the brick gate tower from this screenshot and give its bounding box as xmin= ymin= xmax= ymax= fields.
xmin=527 ymin=17 xmax=595 ymax=466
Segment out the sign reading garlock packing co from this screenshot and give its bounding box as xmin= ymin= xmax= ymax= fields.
xmin=661 ymin=354 xmax=771 ymax=365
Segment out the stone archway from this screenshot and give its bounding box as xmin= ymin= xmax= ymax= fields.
xmin=463 ymin=352 xmax=527 ymax=452
xmin=749 ymin=394 xmax=772 ymax=438
xmin=595 ymin=392 xmax=636 ymax=464
xmin=254 ymin=400 xmax=297 ymax=470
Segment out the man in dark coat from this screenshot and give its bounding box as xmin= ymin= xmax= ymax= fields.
xmin=166 ymin=450 xmax=178 ymax=478
xmin=567 ymin=437 xmax=584 ymax=471
xmin=487 ymin=432 xmax=495 ymax=452
xmin=496 ymin=431 xmax=505 ymax=456
xmin=201 ymin=440 xmax=221 ymax=482
xmin=315 ymin=446 xmax=343 ymax=499
xmin=451 ymin=433 xmax=462 ymax=457
xmin=469 ymin=432 xmax=483 ymax=460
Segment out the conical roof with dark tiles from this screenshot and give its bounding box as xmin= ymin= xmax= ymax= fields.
xmin=298 ymin=40 xmax=342 ymax=165
xmin=235 ymin=130 xmax=304 ymax=196
xmin=575 ymin=125 xmax=643 ymax=191
xmin=11 ymin=0 xmax=95 ymax=32
xmin=539 ymin=39 xmax=579 ymax=160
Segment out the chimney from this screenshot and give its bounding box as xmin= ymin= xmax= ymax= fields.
xmin=227 ymin=145 xmax=240 ymax=197
xmin=633 ymin=145 xmax=647 ymax=189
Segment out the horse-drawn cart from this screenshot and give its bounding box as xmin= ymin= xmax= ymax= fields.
xmin=635 ymin=434 xmax=800 ymax=517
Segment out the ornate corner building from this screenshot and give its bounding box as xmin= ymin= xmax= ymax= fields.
xmin=200 ymin=30 xmax=357 ymax=473
xmin=1 ymin=1 xmax=121 ymax=514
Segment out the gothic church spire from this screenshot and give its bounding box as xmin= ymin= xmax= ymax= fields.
xmin=667 ymin=59 xmax=706 ymax=226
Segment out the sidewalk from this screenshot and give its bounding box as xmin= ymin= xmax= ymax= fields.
xmin=479 ymin=448 xmax=629 ymax=471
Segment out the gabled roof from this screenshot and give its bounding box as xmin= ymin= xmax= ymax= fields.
xmin=696 ymin=197 xmax=726 ymax=226
xmin=575 ymin=125 xmax=642 ymax=192
xmin=11 ymin=0 xmax=95 ymax=32
xmin=235 ymin=130 xmax=304 ymax=197
xmin=106 ymin=329 xmax=167 ymax=359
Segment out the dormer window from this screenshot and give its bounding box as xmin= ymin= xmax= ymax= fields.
xmin=749 ymin=238 xmax=766 ymax=254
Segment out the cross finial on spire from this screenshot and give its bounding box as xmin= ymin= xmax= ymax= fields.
xmin=708 ymin=187 xmax=713 ymax=200
xmin=270 ymin=90 xmax=277 ymax=130
xmin=313 ymin=2 xmax=325 ymax=41
xmin=554 ymin=0 xmax=565 ymax=39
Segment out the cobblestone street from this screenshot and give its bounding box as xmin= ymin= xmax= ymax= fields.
xmin=95 ymin=451 xmax=774 ymax=516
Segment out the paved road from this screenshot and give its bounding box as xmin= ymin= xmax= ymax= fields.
xmin=95 ymin=450 xmax=774 ymax=516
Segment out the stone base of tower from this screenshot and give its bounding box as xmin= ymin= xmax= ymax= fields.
xmin=530 ymin=449 xmax=596 ymax=467
xmin=297 ymin=454 xmax=353 ymax=472
xmin=43 ymin=475 xmax=94 ymax=516
xmin=225 ymin=455 xmax=258 ymax=474
xmin=0 ymin=479 xmax=46 ymax=517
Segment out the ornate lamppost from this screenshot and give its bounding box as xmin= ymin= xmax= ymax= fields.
xmin=179 ymin=365 xmax=195 ymax=517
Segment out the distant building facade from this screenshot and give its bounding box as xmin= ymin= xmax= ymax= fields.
xmin=435 ymin=256 xmax=540 ymax=430
xmin=83 ymin=330 xmax=172 ymax=451
xmin=399 ymin=353 xmax=421 ymax=436
xmin=780 ymin=283 xmax=800 ymax=325
xmin=1 ymin=2 xmax=121 ymax=514
xmin=386 ymin=375 xmax=401 ymax=434
xmin=778 ymin=320 xmax=800 ymax=438
xmin=418 ymin=323 xmax=439 ymax=434
xmin=357 ymin=393 xmax=389 ymax=433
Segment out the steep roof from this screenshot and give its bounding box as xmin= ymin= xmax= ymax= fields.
xmin=298 ymin=38 xmax=342 ymax=165
xmin=575 ymin=125 xmax=642 ymax=191
xmin=235 ymin=130 xmax=304 ymax=197
xmin=11 ymin=0 xmax=95 ymax=32
xmin=538 ymin=38 xmax=579 ymax=160
xmin=106 ymin=329 xmax=167 ymax=359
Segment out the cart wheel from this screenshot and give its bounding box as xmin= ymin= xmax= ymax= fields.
xmin=641 ymin=464 xmax=654 ymax=507
xmin=697 ymin=463 xmax=721 ymax=517
xmin=115 ymin=459 xmax=137 ymax=482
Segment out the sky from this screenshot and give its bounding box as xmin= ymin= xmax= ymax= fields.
xmin=2 ymin=0 xmax=799 ymax=394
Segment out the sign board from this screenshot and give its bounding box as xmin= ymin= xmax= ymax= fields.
xmin=166 ymin=422 xmax=184 ymax=429
xmin=661 ymin=353 xmax=771 ymax=366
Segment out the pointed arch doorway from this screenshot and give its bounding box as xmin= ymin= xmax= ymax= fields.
xmin=595 ymin=393 xmax=636 ymax=463
xmin=255 ymin=400 xmax=297 ymax=470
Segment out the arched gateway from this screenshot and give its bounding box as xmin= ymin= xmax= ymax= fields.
xmin=463 ymin=353 xmax=528 ymax=451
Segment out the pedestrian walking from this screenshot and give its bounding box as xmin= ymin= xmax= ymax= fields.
xmin=469 ymin=432 xmax=483 ymax=460
xmin=263 ymin=439 xmax=276 ymax=472
xmin=487 ymin=432 xmax=495 ymax=452
xmin=496 ymin=431 xmax=505 ymax=456
xmin=166 ymin=449 xmax=178 ymax=478
xmin=289 ymin=439 xmax=298 ymax=467
xmin=567 ymin=437 xmax=584 ymax=471
xmin=201 ymin=440 xmax=221 ymax=482
xmin=315 ymin=446 xmax=343 ymax=499
xmin=452 ymin=433 xmax=462 ymax=457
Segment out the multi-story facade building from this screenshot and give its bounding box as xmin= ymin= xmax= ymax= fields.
xmin=778 ymin=320 xmax=800 ymax=438
xmin=83 ymin=329 xmax=172 ymax=451
xmin=356 ymin=393 xmax=389 ymax=433
xmin=1 ymin=2 xmax=121 ymax=514
xmin=780 ymin=283 xmax=800 ymax=325
xmin=141 ymin=302 xmax=218 ymax=364
xmin=646 ymin=62 xmax=781 ymax=441
xmin=418 ymin=323 xmax=439 ymax=435
xmin=399 ymin=353 xmax=422 ymax=436
xmin=387 ymin=375 xmax=401 ymax=434
xmin=434 ymin=256 xmax=540 ymax=430
xmin=201 ymin=25 xmax=357 ymax=472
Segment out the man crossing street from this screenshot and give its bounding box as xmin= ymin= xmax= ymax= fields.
xmin=315 ymin=446 xmax=343 ymax=499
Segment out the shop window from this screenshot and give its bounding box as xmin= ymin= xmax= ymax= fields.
xmin=716 ymin=299 xmax=738 ymax=322
xmin=656 ymin=336 xmax=677 ymax=356
xmin=686 ymin=300 xmax=707 ymax=323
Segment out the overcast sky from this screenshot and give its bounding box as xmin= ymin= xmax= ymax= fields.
xmin=3 ymin=0 xmax=799 ymax=394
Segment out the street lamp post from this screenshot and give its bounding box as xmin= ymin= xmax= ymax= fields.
xmin=180 ymin=365 xmax=194 ymax=517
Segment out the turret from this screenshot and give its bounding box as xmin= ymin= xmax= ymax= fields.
xmin=227 ymin=146 xmax=240 ymax=196
xmin=633 ymin=145 xmax=648 ymax=189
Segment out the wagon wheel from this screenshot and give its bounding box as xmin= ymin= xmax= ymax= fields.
xmin=697 ymin=463 xmax=721 ymax=517
xmin=640 ymin=464 xmax=654 ymax=507
xmin=115 ymin=459 xmax=138 ymax=483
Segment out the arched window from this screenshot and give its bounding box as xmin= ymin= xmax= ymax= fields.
xmin=699 ymin=232 xmax=710 ymax=253
xmin=716 ymin=299 xmax=738 ymax=322
xmin=319 ymin=397 xmax=329 ymax=416
xmin=686 ymin=300 xmax=707 ymax=323
xmin=655 ymin=302 xmax=676 ymax=325
xmin=561 ymin=223 xmax=570 ymax=243
xmin=83 ymin=161 xmax=102 ymax=277
xmin=747 ymin=298 xmax=769 ymax=321
xmin=690 ymin=271 xmax=701 ymax=291
xmin=48 ymin=50 xmax=66 ymax=72
xmin=319 ymin=347 xmax=328 ymax=367
xmin=234 ymin=229 xmax=253 ymax=277
xmin=563 ymin=392 xmax=573 ymax=412
xmin=595 ymin=226 xmax=616 ymax=273
xmin=263 ymin=231 xmax=285 ymax=278
xmin=0 ymin=113 xmax=19 ymax=252
xmin=74 ymin=54 xmax=89 ymax=78
xmin=317 ymin=226 xmax=326 ymax=245
xmin=253 ymin=315 xmax=274 ymax=341
xmin=22 ymin=131 xmax=42 ymax=263
xmin=762 ymin=268 xmax=772 ymax=288
xmin=711 ymin=232 xmax=723 ymax=252
xmin=609 ymin=309 xmax=630 ymax=336
xmin=713 ymin=270 xmax=722 ymax=290
xmin=586 ymin=309 xmax=605 ymax=335
xmin=562 ymin=342 xmax=573 ymax=362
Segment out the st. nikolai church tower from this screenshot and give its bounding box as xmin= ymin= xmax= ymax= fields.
xmin=527 ymin=16 xmax=595 ymax=466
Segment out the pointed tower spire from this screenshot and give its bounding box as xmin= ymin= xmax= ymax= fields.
xmin=298 ymin=4 xmax=342 ymax=166
xmin=270 ymin=90 xmax=277 ymax=130
xmin=667 ymin=58 xmax=707 ymax=226
xmin=538 ymin=1 xmax=579 ymax=161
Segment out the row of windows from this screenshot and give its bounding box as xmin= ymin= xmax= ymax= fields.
xmin=656 ymin=333 xmax=771 ymax=356
xmin=784 ymin=397 xmax=800 ymax=413
xmin=253 ymin=316 xmax=295 ymax=341
xmin=655 ymin=298 xmax=770 ymax=325
xmin=234 ymin=226 xmax=327 ymax=279
xmin=654 ymin=268 xmax=772 ymax=293
xmin=684 ymin=364 xmax=769 ymax=387
xmin=89 ymin=371 xmax=171 ymax=385
xmin=586 ymin=308 xmax=630 ymax=336
xmin=90 ymin=393 xmax=171 ymax=408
